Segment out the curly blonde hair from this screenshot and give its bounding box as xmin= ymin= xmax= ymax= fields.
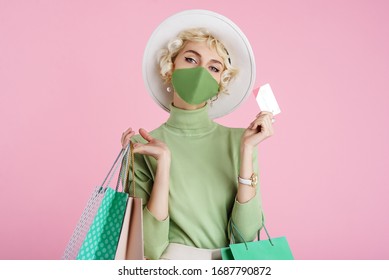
xmin=158 ymin=28 xmax=238 ymax=95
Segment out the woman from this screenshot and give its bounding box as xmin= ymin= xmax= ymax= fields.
xmin=121 ymin=10 xmax=274 ymax=260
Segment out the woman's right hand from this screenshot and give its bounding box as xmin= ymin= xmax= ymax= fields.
xmin=121 ymin=127 xmax=171 ymax=162
xmin=122 ymin=128 xmax=171 ymax=221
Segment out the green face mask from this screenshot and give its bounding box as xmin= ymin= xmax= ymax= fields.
xmin=171 ymin=67 xmax=220 ymax=105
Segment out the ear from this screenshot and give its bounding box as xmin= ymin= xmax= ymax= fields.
xmin=166 ymin=72 xmax=173 ymax=84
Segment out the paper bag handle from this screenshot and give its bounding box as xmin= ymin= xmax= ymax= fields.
xmin=130 ymin=142 xmax=136 ymax=197
xmin=230 ymin=213 xmax=274 ymax=248
xmin=120 ymin=141 xmax=137 ymax=197
xmin=99 ymin=144 xmax=130 ymax=191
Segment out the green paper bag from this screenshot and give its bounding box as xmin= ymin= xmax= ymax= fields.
xmin=229 ymin=236 xmax=294 ymax=260
xmin=220 ymin=247 xmax=234 ymax=260
xmin=76 ymin=145 xmax=132 ymax=260
xmin=63 ymin=147 xmax=126 ymax=260
xmin=76 ymin=187 xmax=128 ymax=260
xmin=222 ymin=216 xmax=294 ymax=260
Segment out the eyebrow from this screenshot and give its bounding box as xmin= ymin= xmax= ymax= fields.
xmin=184 ymin=50 xmax=224 ymax=67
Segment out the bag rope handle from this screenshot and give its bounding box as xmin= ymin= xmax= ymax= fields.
xmin=119 ymin=141 xmax=136 ymax=197
xmin=130 ymin=141 xmax=136 ymax=197
xmin=98 ymin=144 xmax=130 ymax=194
xmin=115 ymin=144 xmax=131 ymax=192
xmin=100 ymin=148 xmax=124 ymax=189
xmin=230 ymin=213 xmax=274 ymax=249
xmin=229 ymin=220 xmax=248 ymax=250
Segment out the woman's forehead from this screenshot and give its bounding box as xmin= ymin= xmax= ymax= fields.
xmin=181 ymin=41 xmax=223 ymax=61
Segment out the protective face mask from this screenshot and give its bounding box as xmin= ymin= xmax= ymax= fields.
xmin=171 ymin=67 xmax=220 ymax=105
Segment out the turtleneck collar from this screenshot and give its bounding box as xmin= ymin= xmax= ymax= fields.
xmin=164 ymin=103 xmax=216 ymax=136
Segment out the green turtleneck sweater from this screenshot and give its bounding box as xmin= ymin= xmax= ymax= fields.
xmin=127 ymin=104 xmax=263 ymax=259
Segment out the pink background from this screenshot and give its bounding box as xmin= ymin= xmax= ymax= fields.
xmin=1 ymin=0 xmax=388 ymax=260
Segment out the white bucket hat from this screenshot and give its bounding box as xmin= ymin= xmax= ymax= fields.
xmin=142 ymin=9 xmax=256 ymax=119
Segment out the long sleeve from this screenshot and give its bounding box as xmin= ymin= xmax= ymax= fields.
xmin=117 ymin=104 xmax=268 ymax=255
xmin=228 ymin=147 xmax=263 ymax=243
xmin=122 ymin=135 xmax=170 ymax=259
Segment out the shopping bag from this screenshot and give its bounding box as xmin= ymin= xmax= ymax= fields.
xmin=76 ymin=145 xmax=131 ymax=260
xmin=115 ymin=142 xmax=144 ymax=260
xmin=222 ymin=216 xmax=294 ymax=260
xmin=228 ymin=236 xmax=294 ymax=260
xmin=76 ymin=188 xmax=128 ymax=259
xmin=114 ymin=197 xmax=143 ymax=259
xmin=62 ymin=147 xmax=125 ymax=260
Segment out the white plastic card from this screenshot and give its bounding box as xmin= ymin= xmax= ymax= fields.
xmin=255 ymin=83 xmax=281 ymax=116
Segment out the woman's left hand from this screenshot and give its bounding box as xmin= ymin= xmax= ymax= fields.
xmin=241 ymin=111 xmax=274 ymax=150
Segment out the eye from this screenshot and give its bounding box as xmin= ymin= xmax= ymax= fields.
xmin=185 ymin=57 xmax=197 ymax=64
xmin=209 ymin=66 xmax=220 ymax=73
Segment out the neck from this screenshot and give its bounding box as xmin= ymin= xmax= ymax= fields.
xmin=164 ymin=103 xmax=216 ymax=135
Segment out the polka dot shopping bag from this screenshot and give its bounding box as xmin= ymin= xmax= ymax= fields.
xmin=63 ymin=144 xmax=132 ymax=260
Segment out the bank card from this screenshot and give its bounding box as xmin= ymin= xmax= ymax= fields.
xmin=255 ymin=83 xmax=281 ymax=116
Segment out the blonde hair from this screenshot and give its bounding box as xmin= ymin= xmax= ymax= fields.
xmin=158 ymin=28 xmax=238 ymax=95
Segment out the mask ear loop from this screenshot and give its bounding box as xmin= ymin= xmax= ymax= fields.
xmin=209 ymin=93 xmax=219 ymax=107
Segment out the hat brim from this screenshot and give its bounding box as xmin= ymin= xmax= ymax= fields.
xmin=142 ymin=9 xmax=256 ymax=119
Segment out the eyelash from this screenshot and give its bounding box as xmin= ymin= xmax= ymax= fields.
xmin=185 ymin=57 xmax=197 ymax=64
xmin=209 ymin=66 xmax=220 ymax=73
xmin=184 ymin=57 xmax=220 ymax=73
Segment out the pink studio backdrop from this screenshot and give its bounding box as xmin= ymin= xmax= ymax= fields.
xmin=1 ymin=0 xmax=388 ymax=260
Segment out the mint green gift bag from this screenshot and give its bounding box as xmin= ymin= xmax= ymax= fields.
xmin=76 ymin=145 xmax=131 ymax=260
xmin=221 ymin=215 xmax=294 ymax=260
